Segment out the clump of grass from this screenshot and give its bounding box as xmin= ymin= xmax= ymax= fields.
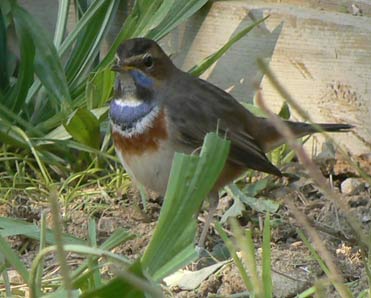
xmin=2 ymin=1 xmax=369 ymax=297
xmin=0 ymin=132 xmax=230 ymax=297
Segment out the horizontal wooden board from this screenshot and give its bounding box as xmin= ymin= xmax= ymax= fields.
xmin=18 ymin=0 xmax=371 ymax=155
xmin=162 ymin=1 xmax=371 ymax=155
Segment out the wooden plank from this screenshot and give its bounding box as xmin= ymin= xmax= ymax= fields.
xmin=18 ymin=0 xmax=371 ymax=155
xmin=162 ymin=1 xmax=371 ymax=155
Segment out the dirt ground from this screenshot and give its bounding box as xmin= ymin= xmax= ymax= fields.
xmin=3 ymin=153 xmax=371 ymax=297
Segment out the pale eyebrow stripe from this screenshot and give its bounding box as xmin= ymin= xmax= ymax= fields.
xmin=115 ymin=53 xmax=121 ymax=63
xmin=125 ymin=54 xmax=146 ymax=64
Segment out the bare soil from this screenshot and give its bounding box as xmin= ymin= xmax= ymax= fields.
xmin=2 ymin=154 xmax=371 ymax=297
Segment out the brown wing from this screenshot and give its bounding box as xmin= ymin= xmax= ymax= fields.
xmin=164 ymin=73 xmax=282 ymax=177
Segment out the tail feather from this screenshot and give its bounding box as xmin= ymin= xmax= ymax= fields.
xmin=288 ymin=122 xmax=353 ymax=137
xmin=258 ymin=120 xmax=353 ymax=152
xmin=315 ymin=123 xmax=353 ymax=132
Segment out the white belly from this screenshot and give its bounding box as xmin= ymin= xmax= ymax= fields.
xmin=115 ymin=140 xmax=175 ymax=195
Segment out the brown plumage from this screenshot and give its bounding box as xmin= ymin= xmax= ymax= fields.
xmin=110 ymin=38 xmax=352 ymax=246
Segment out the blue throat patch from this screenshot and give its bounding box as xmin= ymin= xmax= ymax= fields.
xmin=110 ymin=100 xmax=155 ymax=129
xmin=130 ymin=70 xmax=154 ymax=89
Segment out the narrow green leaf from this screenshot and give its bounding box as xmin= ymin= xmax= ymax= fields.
xmin=215 ymin=222 xmax=253 ymax=291
xmin=71 ymin=229 xmax=135 ymax=287
xmin=30 ymin=244 xmax=132 ymax=298
xmin=297 ymin=286 xmax=317 ymax=298
xmin=164 ymin=260 xmax=229 ymax=290
xmin=86 ymin=67 xmax=115 ymax=109
xmin=0 ymin=235 xmax=29 ymax=282
xmin=297 ymin=230 xmax=353 ymax=298
xmin=91 ymin=106 xmax=109 ymax=121
xmin=230 ymin=219 xmax=262 ymax=295
xmin=142 ymin=133 xmax=230 ymax=281
xmin=35 ymin=213 xmax=47 ymax=298
xmin=58 ymin=0 xmax=111 ymax=57
xmin=189 ymin=16 xmax=269 ymax=77
xmin=297 ymin=229 xmax=330 ymax=275
xmin=148 ymin=0 xmax=208 ymax=40
xmin=0 ymin=9 xmax=9 ymax=91
xmin=262 ymin=214 xmax=272 ymax=298
xmin=0 ymin=217 xmax=85 ymax=245
xmin=44 ymin=124 xmax=71 ymax=141
xmin=6 ymin=12 xmax=35 ymax=112
xmin=12 ymin=4 xmax=71 ymax=105
xmin=66 ymin=0 xmax=119 ymax=89
xmin=244 ymin=228 xmax=260 ymax=288
xmin=143 ymin=0 xmax=173 ymax=33
xmin=80 ymin=262 xmax=148 ymax=298
xmin=100 ymin=229 xmax=136 ymax=251
xmin=220 ymin=192 xmax=246 ymax=224
xmin=87 ymin=218 xmax=102 ymax=289
xmin=243 ymin=178 xmax=270 ymax=197
xmin=229 ymin=183 xmax=279 ymax=214
xmin=64 ymin=108 xmax=101 ymax=149
xmin=278 ymin=102 xmax=290 ymax=120
xmin=242 ymin=102 xmax=267 ymax=118
xmin=98 ymin=0 xmax=161 ymax=69
xmin=53 ymin=0 xmax=70 ymax=48
xmin=42 ymin=289 xmax=80 ymax=298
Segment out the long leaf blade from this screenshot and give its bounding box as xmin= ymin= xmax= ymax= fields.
xmin=12 ymin=4 xmax=71 ymax=106
xmin=189 ymin=16 xmax=269 ymax=77
xmin=142 ymin=133 xmax=230 ymax=281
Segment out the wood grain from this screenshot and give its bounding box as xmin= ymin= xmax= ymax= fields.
xmin=161 ymin=1 xmax=371 ymax=155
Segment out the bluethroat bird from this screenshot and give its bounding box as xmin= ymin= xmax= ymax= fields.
xmin=110 ymin=38 xmax=352 ymax=247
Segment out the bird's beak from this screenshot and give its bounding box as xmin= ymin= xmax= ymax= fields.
xmin=111 ymin=64 xmax=135 ymax=72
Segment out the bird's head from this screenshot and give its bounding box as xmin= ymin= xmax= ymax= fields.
xmin=110 ymin=38 xmax=174 ymax=136
xmin=112 ymin=38 xmax=175 ymax=91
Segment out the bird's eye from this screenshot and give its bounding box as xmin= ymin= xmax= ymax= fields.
xmin=143 ymin=54 xmax=153 ymax=68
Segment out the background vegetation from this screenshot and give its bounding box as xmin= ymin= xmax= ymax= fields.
xmin=0 ymin=0 xmax=370 ymax=298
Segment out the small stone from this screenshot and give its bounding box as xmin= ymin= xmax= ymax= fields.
xmin=7 ymin=270 xmax=23 ymax=284
xmin=340 ymin=178 xmax=365 ymax=195
xmin=97 ymin=216 xmax=117 ymax=234
xmin=362 ymin=215 xmax=371 ymax=223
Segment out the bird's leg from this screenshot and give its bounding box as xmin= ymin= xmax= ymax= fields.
xmin=198 ymin=191 xmax=219 ymax=248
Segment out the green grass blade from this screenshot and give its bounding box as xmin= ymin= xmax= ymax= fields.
xmin=298 ymin=286 xmax=317 ymax=298
xmin=80 ymin=262 xmax=161 ymax=298
xmin=100 ymin=229 xmax=136 ymax=251
xmin=215 ymin=222 xmax=253 ymax=292
xmin=35 ymin=213 xmax=47 ymax=298
xmin=12 ymin=3 xmax=71 ymax=106
xmin=64 ymin=108 xmax=101 ymax=149
xmin=6 ymin=11 xmax=35 ymax=112
xmin=189 ymin=15 xmax=269 ymax=77
xmin=0 ymin=217 xmax=85 ymax=245
xmin=53 ymin=0 xmax=70 ymax=48
xmin=297 ymin=229 xmax=330 ymax=275
xmin=0 ymin=235 xmax=29 ymax=282
xmin=87 ymin=218 xmax=102 ymax=289
xmin=30 ymin=244 xmax=132 ymax=298
xmin=98 ymin=0 xmax=162 ymax=68
xmin=71 ymin=229 xmax=135 ymax=286
xmin=66 ymin=0 xmax=119 ymax=89
xmin=228 ymin=183 xmax=279 ymax=214
xmin=262 ymin=214 xmax=272 ymax=298
xmin=58 ymin=0 xmax=110 ymax=57
xmin=86 ymin=67 xmax=115 ymax=109
xmin=148 ymin=0 xmax=208 ymax=40
xmin=23 ymin=0 xmax=109 ymax=104
xmin=0 ymin=8 xmax=9 ymax=91
xmin=142 ymin=132 xmax=230 ymax=281
xmin=0 ymin=102 xmax=44 ymax=137
xmin=99 ymin=0 xmax=207 ymax=69
xmin=231 ymin=219 xmax=263 ymax=297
